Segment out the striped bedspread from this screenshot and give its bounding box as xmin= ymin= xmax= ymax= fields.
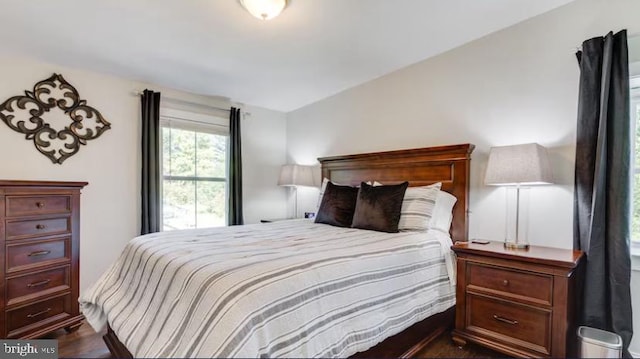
xmin=80 ymin=220 xmax=456 ymax=358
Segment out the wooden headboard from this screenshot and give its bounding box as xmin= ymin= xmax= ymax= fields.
xmin=318 ymin=144 xmax=475 ymax=243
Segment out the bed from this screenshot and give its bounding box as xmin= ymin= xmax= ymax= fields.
xmin=81 ymin=143 xmax=474 ymax=358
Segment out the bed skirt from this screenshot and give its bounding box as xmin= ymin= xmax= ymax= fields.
xmin=103 ymin=306 xmax=455 ymax=359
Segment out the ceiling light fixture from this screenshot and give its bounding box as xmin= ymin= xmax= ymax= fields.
xmin=239 ymin=0 xmax=287 ymax=21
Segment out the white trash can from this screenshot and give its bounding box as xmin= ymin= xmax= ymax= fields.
xmin=577 ymin=326 xmax=623 ymax=358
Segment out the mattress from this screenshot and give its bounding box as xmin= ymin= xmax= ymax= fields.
xmin=79 ymin=220 xmax=456 ymax=358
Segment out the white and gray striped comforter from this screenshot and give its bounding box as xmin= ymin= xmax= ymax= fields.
xmin=80 ymin=220 xmax=456 ymax=358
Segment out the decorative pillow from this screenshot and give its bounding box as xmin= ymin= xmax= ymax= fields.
xmin=314 ymin=181 xmax=359 ymax=227
xmin=316 ymin=178 xmax=371 ymax=213
xmin=429 ymin=190 xmax=457 ymax=233
xmin=397 ymin=182 xmax=442 ymax=231
xmin=316 ymin=178 xmax=331 ymax=212
xmin=351 ymin=182 xmax=409 ymax=233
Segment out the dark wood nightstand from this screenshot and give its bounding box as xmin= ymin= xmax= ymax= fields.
xmin=260 ymin=218 xmax=290 ymax=223
xmin=451 ymin=241 xmax=584 ymax=358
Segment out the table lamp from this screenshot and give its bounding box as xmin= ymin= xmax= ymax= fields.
xmin=484 ymin=143 xmax=553 ymax=250
xmin=278 ymin=164 xmax=315 ymax=218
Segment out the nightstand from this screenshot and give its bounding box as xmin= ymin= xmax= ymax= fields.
xmin=451 ymin=241 xmax=584 ymax=358
xmin=260 ymin=218 xmax=290 ymax=223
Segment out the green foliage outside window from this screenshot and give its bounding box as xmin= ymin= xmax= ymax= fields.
xmin=633 ymin=105 xmax=640 ymax=242
xmin=162 ymin=126 xmax=227 ymax=230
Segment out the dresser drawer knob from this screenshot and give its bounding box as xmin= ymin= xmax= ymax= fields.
xmin=27 ymin=279 xmax=51 ymax=288
xmin=36 ymin=202 xmax=46 ymax=208
xmin=493 ymin=314 xmax=518 ymax=325
xmin=27 ymin=307 xmax=51 ymax=319
xmin=27 ymin=250 xmax=51 ymax=257
xmin=502 ymin=279 xmax=509 ymax=286
xmin=35 ymin=224 xmax=46 ymax=230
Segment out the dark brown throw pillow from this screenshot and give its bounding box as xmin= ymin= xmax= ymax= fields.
xmin=315 ymin=181 xmax=359 ymax=227
xmin=351 ymin=181 xmax=409 ymax=233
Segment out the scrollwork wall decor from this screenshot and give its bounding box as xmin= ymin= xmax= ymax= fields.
xmin=0 ymin=73 xmax=111 ymax=164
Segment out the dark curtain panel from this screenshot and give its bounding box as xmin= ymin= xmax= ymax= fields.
xmin=574 ymin=30 xmax=633 ymax=356
xmin=141 ymin=90 xmax=161 ymax=235
xmin=228 ymin=107 xmax=244 ymax=225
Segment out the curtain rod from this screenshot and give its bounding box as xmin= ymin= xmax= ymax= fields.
xmin=132 ymin=90 xmax=251 ymax=116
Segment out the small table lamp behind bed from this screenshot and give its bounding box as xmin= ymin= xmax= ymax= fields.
xmin=278 ymin=164 xmax=315 ymax=218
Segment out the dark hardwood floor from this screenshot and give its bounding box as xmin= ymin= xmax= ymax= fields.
xmin=45 ymin=321 xmax=500 ymax=358
xmin=415 ymin=333 xmax=501 ymax=358
xmin=43 ymin=323 xmax=110 ymax=359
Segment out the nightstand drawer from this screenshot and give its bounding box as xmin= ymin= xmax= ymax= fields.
xmin=6 ymin=196 xmax=71 ymax=217
xmin=467 ymin=293 xmax=551 ymax=355
xmin=468 ymin=263 xmax=552 ymax=305
xmin=6 ymin=266 xmax=70 ymax=306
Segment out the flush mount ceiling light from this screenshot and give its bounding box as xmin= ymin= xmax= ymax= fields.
xmin=239 ymin=0 xmax=287 ymax=20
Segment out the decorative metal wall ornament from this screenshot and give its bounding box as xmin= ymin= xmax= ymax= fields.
xmin=0 ymin=73 xmax=111 ymax=164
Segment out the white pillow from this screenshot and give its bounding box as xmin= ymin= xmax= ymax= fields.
xmin=315 ymin=178 xmax=371 ymax=213
xmin=429 ymin=190 xmax=457 ymax=233
xmin=397 ymin=182 xmax=442 ymax=231
xmin=316 ymin=178 xmax=331 ymax=212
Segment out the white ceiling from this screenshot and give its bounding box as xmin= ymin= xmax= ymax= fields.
xmin=0 ymin=0 xmax=574 ymax=112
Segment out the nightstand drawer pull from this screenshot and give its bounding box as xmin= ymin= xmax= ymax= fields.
xmin=502 ymin=279 xmax=509 ymax=286
xmin=36 ymin=202 xmax=46 ymax=208
xmin=493 ymin=314 xmax=518 ymax=325
xmin=28 ymin=250 xmax=51 ymax=257
xmin=35 ymin=224 xmax=46 ymax=230
xmin=27 ymin=307 xmax=51 ymax=318
xmin=27 ymin=279 xmax=51 ymax=288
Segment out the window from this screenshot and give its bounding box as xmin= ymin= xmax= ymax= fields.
xmin=160 ymin=109 xmax=228 ymax=231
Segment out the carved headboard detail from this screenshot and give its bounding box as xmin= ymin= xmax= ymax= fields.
xmin=318 ymin=144 xmax=474 ymax=243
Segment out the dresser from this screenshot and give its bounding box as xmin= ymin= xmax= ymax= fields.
xmin=451 ymin=241 xmax=584 ymax=358
xmin=0 ymin=180 xmax=87 ymax=339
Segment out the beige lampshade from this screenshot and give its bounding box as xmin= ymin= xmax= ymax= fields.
xmin=484 ymin=143 xmax=553 ymax=186
xmin=278 ymin=164 xmax=315 ymax=187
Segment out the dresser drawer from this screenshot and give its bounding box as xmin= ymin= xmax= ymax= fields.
xmin=6 ymin=294 xmax=72 ymax=337
xmin=6 ymin=238 xmax=70 ymax=273
xmin=6 ymin=266 xmax=70 ymax=306
xmin=6 ymin=217 xmax=71 ymax=240
xmin=468 ymin=263 xmax=552 ymax=305
xmin=6 ymin=196 xmax=71 ymax=217
xmin=466 ymin=293 xmax=551 ymax=355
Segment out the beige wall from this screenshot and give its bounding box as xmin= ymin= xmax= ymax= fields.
xmin=0 ymin=55 xmax=287 ymax=292
xmin=287 ymin=0 xmax=639 ymax=249
xmin=242 ymin=105 xmax=288 ymax=224
xmin=3 ymin=0 xmax=639 ymax=351
xmin=286 ymin=0 xmax=640 ymax=353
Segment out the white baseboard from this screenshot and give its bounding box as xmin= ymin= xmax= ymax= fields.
xmin=630 ymin=349 xmax=639 ymax=358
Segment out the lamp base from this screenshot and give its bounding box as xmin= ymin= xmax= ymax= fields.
xmin=503 ymin=242 xmax=530 ymax=251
